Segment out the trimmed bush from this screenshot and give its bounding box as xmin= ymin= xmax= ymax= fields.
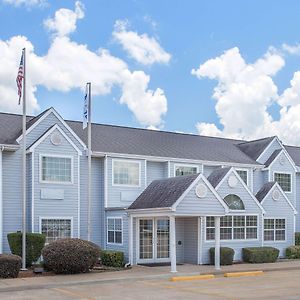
xmin=209 ymin=247 xmax=234 ymax=265
xmin=242 ymin=247 xmax=279 ymax=263
xmin=101 ymin=250 xmax=124 ymax=268
xmin=286 ymin=246 xmax=300 ymax=259
xmin=295 ymin=233 xmax=300 ymax=246
xmin=7 ymin=232 xmax=46 ymax=267
xmin=0 ymin=254 xmax=22 ymax=278
xmin=42 ymin=238 xmax=101 ymax=274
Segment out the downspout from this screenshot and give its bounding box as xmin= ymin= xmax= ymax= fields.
xmin=0 ymin=146 xmax=3 ymax=253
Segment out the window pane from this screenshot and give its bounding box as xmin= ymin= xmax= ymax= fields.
xmin=246 ymin=216 xmax=257 ymax=227
xmin=113 ymin=161 xmax=140 ymax=186
xmin=264 ymin=219 xmax=274 ymax=229
xmin=236 ymin=170 xmax=247 ymax=184
xmin=41 ymin=219 xmax=71 ymax=243
xmin=175 ymin=166 xmax=198 ymax=176
xmin=206 ymin=228 xmax=215 ymax=240
xmin=108 ymin=231 xmax=114 ymax=243
xmin=220 ymin=228 xmax=232 ymax=240
xmin=115 ymin=231 xmax=122 ymax=244
xmin=220 ymin=216 xmax=232 ymax=227
xmin=233 ymin=216 xmax=245 ymax=227
xmin=206 ymin=216 xmax=215 ymax=227
xmin=274 ymin=173 xmax=291 ymax=192
xmin=107 ymin=218 xmax=122 ymax=244
xmin=224 ymin=195 xmax=245 ymax=210
xmin=246 ymin=227 xmax=257 ymax=239
xmin=233 ymin=227 xmax=245 ymax=239
xmin=42 ymin=156 xmax=72 ymax=183
xmin=275 ymin=219 xmax=285 ymax=229
xmin=264 ymin=230 xmax=274 ymax=241
xmin=275 ymin=230 xmax=285 ymax=241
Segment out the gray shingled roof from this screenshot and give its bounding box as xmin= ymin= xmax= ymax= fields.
xmin=128 ymin=174 xmax=199 ymax=209
xmin=255 ymin=182 xmax=276 ymax=202
xmin=2 ymin=109 xmax=300 ymax=167
xmin=207 ymin=167 xmax=231 ymax=188
xmin=237 ymin=137 xmax=275 ymax=160
xmin=285 ymin=145 xmax=300 ymax=167
xmin=264 ymin=149 xmax=282 ymax=167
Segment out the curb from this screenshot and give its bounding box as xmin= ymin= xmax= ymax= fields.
xmin=224 ymin=271 xmax=264 ymax=278
xmin=170 ymin=274 xmax=215 ymax=282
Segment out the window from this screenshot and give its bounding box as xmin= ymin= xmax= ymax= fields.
xmin=274 ymin=173 xmax=291 ymax=192
xmin=41 ymin=218 xmax=72 ymax=243
xmin=175 ymin=165 xmax=198 ymax=177
xmin=107 ymin=218 xmax=122 ymax=244
xmin=206 ymin=215 xmax=257 ymax=241
xmin=236 ymin=170 xmax=248 ymax=185
xmin=41 ymin=156 xmax=72 ymax=183
xmin=224 ymin=194 xmax=245 ymax=210
xmin=113 ymin=160 xmax=140 ymax=186
xmin=264 ymin=218 xmax=285 ymax=241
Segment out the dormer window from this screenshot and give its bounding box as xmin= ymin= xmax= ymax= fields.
xmin=274 ymin=172 xmax=291 ymax=192
xmin=174 ymin=164 xmax=199 ymax=177
xmin=224 ymin=194 xmax=245 ymax=210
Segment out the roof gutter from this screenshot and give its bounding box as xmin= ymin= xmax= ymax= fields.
xmin=92 ymin=151 xmax=263 ymax=169
xmin=0 ymin=144 xmax=20 ymax=152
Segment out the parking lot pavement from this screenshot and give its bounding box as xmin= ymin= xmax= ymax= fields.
xmin=2 ymin=269 xmax=300 ymax=300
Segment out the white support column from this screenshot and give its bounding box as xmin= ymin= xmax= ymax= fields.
xmin=170 ymin=215 xmax=177 ymax=273
xmin=214 ymin=216 xmax=221 ymax=270
xmin=129 ymin=214 xmax=133 ymax=265
xmin=0 ymin=149 xmax=2 ymax=254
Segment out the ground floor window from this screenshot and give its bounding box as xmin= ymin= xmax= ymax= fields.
xmin=41 ymin=218 xmax=72 ymax=243
xmin=107 ymin=218 xmax=123 ymax=244
xmin=206 ymin=215 xmax=258 ymax=241
xmin=264 ymin=218 xmax=286 ymax=241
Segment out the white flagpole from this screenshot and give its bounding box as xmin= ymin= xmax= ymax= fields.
xmin=21 ymin=48 xmax=27 ymax=270
xmin=87 ymin=82 xmax=92 ymax=241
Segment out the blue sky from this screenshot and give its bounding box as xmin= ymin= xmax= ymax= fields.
xmin=1 ymin=1 xmax=300 ymax=144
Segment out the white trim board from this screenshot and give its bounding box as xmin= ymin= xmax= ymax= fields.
xmin=0 ymin=150 xmax=2 ymax=253
xmin=17 ymin=108 xmax=86 ymax=149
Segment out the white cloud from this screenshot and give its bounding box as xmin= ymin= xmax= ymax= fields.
xmin=44 ymin=1 xmax=84 ymax=37
xmin=0 ymin=5 xmax=168 ymax=127
xmin=3 ymin=0 xmax=47 ymax=7
xmin=282 ymin=43 xmax=300 ymax=55
xmin=191 ymin=47 xmax=300 ymax=145
xmin=113 ymin=20 xmax=171 ymax=65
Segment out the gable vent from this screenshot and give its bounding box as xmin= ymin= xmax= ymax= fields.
xmin=50 ymin=133 xmax=62 ymax=146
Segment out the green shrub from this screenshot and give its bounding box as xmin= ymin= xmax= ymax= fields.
xmin=295 ymin=233 xmax=300 ymax=245
xmin=286 ymin=246 xmax=300 ymax=259
xmin=101 ymin=250 xmax=124 ymax=268
xmin=0 ymin=254 xmax=22 ymax=278
xmin=209 ymin=247 xmax=234 ymax=265
xmin=42 ymin=238 xmax=101 ymax=274
xmin=242 ymin=247 xmax=279 ymax=263
xmin=7 ymin=232 xmax=46 ymax=267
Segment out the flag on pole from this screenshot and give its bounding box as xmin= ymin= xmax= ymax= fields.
xmin=16 ymin=51 xmax=24 ymax=105
xmin=83 ymin=83 xmax=89 ymax=129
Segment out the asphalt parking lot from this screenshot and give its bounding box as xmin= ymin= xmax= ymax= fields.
xmin=1 ymin=268 xmax=300 ymax=300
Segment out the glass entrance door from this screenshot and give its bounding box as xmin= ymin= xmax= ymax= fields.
xmin=138 ymin=218 xmax=170 ymax=262
xmin=156 ymin=219 xmax=170 ymax=259
xmin=139 ymin=219 xmax=154 ymax=260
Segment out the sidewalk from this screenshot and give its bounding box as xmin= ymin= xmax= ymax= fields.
xmin=0 ymin=259 xmax=300 ymax=293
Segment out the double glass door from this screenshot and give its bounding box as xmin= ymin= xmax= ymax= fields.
xmin=138 ymin=218 xmax=170 ymax=263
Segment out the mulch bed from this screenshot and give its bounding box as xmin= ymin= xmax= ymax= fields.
xmin=17 ymin=264 xmax=128 ymax=278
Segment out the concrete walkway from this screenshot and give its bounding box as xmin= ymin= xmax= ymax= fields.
xmin=0 ymin=259 xmax=300 ymax=293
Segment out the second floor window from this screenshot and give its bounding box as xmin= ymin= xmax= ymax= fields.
xmin=113 ymin=160 xmax=140 ymax=186
xmin=236 ymin=170 xmax=248 ymax=185
xmin=41 ymin=156 xmax=72 ymax=183
xmin=175 ymin=165 xmax=198 ymax=176
xmin=274 ymin=172 xmax=291 ymax=192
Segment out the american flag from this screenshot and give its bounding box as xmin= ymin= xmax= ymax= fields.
xmin=16 ymin=51 xmax=24 ymax=105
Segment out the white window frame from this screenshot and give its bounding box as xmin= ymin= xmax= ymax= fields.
xmin=263 ymin=217 xmax=286 ymax=242
xmin=235 ymin=168 xmax=249 ymax=186
xmin=107 ymin=217 xmax=123 ymax=245
xmin=273 ymin=172 xmax=292 ymax=193
xmin=204 ymin=214 xmax=259 ymax=242
xmin=173 ymin=163 xmax=200 ymax=177
xmin=39 ymin=153 xmax=74 ymax=184
xmin=112 ymin=159 xmax=141 ymax=187
xmin=39 ymin=216 xmax=73 ymax=243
